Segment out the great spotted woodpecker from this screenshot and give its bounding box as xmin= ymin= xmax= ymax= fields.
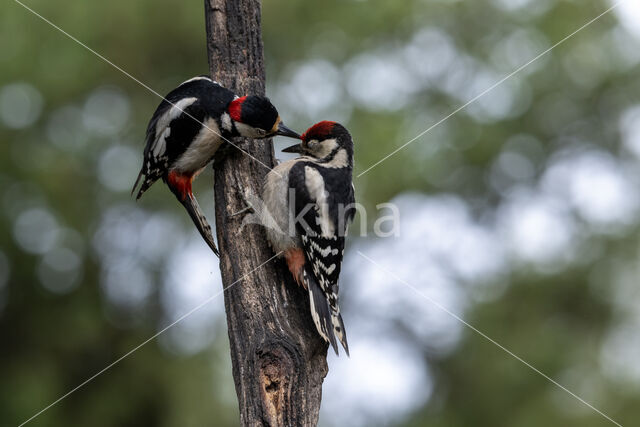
xmin=131 ymin=76 xmax=300 ymax=256
xmin=262 ymin=121 xmax=355 ymax=355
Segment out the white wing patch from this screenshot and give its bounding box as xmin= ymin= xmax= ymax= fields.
xmin=155 ymin=97 xmax=198 ymax=138
xmin=153 ymin=127 xmax=170 ymax=158
xmin=149 ymin=97 xmax=197 ymax=164
xmin=304 ymin=166 xmax=334 ymax=236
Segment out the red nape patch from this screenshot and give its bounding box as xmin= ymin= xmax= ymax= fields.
xmin=284 ymin=248 xmax=307 ymax=289
xmin=301 ymin=120 xmax=336 ymax=142
xmin=167 ymin=171 xmax=193 ymax=201
xmin=228 ymin=96 xmax=246 ymax=122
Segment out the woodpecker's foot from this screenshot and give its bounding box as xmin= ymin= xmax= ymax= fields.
xmin=229 ymin=205 xmax=254 ymax=218
xmin=229 ymin=188 xmax=256 ymax=218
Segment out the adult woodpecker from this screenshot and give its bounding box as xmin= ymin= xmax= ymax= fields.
xmin=131 ymin=75 xmax=300 ymax=256
xmin=262 ymin=121 xmax=355 ymax=355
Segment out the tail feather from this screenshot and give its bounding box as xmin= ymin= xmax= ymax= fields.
xmin=179 ymin=193 xmax=220 ymax=256
xmin=131 ymin=170 xmax=159 ymax=200
xmin=305 ymin=270 xmax=348 ymax=356
xmin=131 ymin=170 xmax=144 ymax=197
xmin=165 ymin=171 xmax=219 ymax=256
xmin=331 ymin=311 xmax=349 ymax=357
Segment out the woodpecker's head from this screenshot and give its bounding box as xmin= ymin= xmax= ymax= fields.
xmin=283 ymin=121 xmax=353 ymax=164
xmin=227 ymin=95 xmax=300 ymax=139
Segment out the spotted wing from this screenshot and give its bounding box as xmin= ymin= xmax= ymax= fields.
xmin=131 ymin=77 xmax=234 ymax=199
xmin=290 ymin=163 xmax=353 ymax=355
xmin=131 ymin=98 xmax=205 ymax=199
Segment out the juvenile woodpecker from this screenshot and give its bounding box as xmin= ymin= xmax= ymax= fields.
xmin=131 ymin=76 xmax=300 ymax=255
xmin=262 ymin=121 xmax=355 ymax=355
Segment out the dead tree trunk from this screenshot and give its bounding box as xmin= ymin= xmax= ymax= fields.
xmin=204 ymin=1 xmax=329 ymax=425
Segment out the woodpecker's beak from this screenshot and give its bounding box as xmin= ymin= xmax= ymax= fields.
xmin=275 ymin=122 xmax=301 ymax=139
xmin=282 ymin=143 xmax=303 ymax=154
xmin=180 ymin=194 xmax=220 ymax=257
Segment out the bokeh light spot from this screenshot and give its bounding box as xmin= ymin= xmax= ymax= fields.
xmin=98 ymin=144 xmax=140 ymax=192
xmin=0 ymin=83 xmax=43 ymax=129
xmin=37 ymin=247 xmax=82 ymax=294
xmin=13 ymin=208 xmax=60 ymax=255
xmin=82 ymin=87 xmax=131 ymax=136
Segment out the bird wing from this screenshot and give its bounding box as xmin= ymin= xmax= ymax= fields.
xmin=132 ymin=78 xmax=236 ymax=199
xmin=290 ymin=163 xmax=352 ymax=355
xmin=132 ymin=96 xmax=206 ymax=199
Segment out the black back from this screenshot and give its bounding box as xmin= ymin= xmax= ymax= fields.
xmin=132 ymin=77 xmax=236 ymax=198
xmin=144 ymin=78 xmax=235 ymax=159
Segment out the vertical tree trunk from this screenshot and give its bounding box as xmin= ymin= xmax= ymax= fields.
xmin=204 ymin=1 xmax=329 ymax=426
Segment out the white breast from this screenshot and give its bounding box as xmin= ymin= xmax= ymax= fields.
xmin=172 ymin=118 xmax=223 ymax=173
xmin=262 ymin=159 xmax=304 ymax=252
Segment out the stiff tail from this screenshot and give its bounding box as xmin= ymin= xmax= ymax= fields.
xmin=131 ymin=170 xmax=159 ymax=200
xmin=166 ymin=171 xmax=219 ymax=257
xmin=131 ymin=170 xmax=144 ymax=198
xmin=179 ymin=193 xmax=220 ymax=257
xmin=305 ymin=270 xmax=349 ymax=356
xmin=331 ymin=310 xmax=349 ymax=357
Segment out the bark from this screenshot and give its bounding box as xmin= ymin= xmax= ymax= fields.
xmin=204 ymin=1 xmax=329 ymax=426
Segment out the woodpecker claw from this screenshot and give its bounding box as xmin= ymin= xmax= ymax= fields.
xmin=229 ymin=205 xmax=254 ymax=218
xmin=229 ymin=189 xmax=255 ymax=218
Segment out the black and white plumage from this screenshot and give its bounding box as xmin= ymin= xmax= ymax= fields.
xmin=131 ymin=75 xmax=300 ymax=256
xmin=261 ymin=121 xmax=355 ymax=355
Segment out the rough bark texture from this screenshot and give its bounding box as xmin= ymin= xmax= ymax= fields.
xmin=204 ymin=1 xmax=329 ymax=426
